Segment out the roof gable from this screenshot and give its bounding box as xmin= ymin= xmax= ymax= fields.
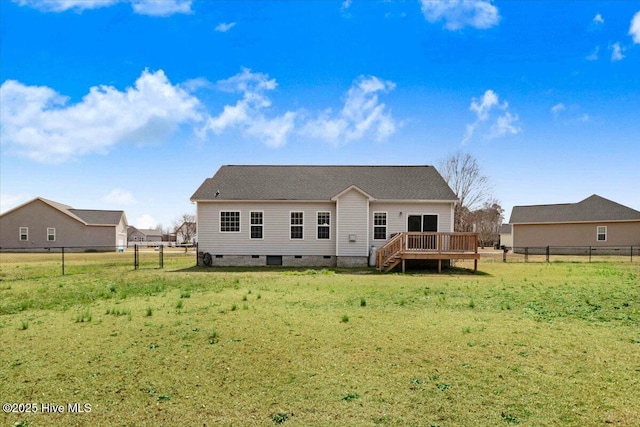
xmin=1 ymin=197 xmax=125 ymax=226
xmin=191 ymin=165 xmax=458 ymax=202
xmin=509 ymin=195 xmax=640 ymax=224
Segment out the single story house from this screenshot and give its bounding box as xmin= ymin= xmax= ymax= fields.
xmin=175 ymin=221 xmax=197 ymax=245
xmin=499 ymin=224 xmax=512 ymax=249
xmin=127 ymin=226 xmax=163 ymax=245
xmin=0 ymin=197 xmax=128 ymax=250
xmin=190 ymin=165 xmax=464 ymax=268
xmin=509 ymin=194 xmax=640 ymax=253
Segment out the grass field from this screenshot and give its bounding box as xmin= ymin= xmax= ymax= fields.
xmin=1 ymin=254 xmax=639 ymax=426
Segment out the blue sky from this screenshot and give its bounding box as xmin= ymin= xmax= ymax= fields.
xmin=1 ymin=0 xmax=639 ymax=228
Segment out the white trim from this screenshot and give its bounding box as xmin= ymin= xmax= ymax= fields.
xmin=249 ymin=211 xmax=264 ymax=240
xmin=372 ymin=211 xmax=388 ymax=240
xmin=219 ymin=211 xmax=241 ymax=233
xmin=19 ymin=226 xmax=28 ymax=241
xmin=316 ymin=211 xmax=331 ymax=240
xmin=596 ymin=225 xmax=607 ymax=242
xmin=47 ymin=227 xmax=56 ymax=242
xmin=331 ymin=185 xmax=375 ymax=201
xmin=335 ymin=199 xmax=340 ymax=256
xmin=511 ymin=219 xmax=640 ymax=225
xmin=289 ymin=211 xmax=304 ymax=240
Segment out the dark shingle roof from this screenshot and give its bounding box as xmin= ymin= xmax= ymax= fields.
xmin=509 ymin=195 xmax=640 ymax=224
xmin=190 ymin=165 xmax=458 ymax=201
xmin=499 ymin=224 xmax=512 ymax=233
xmin=69 ymin=209 xmax=125 ymax=226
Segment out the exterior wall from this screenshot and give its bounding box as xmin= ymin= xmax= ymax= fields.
xmin=197 ymin=201 xmax=336 ymax=256
xmin=337 ymin=256 xmax=368 ymax=268
xmin=500 ymin=232 xmax=513 ymax=248
xmin=512 ymin=221 xmax=640 ymax=249
xmin=116 ymin=217 xmax=128 ymax=249
xmin=335 ymin=189 xmax=369 ymax=257
xmin=368 ymin=201 xmax=455 ymax=246
xmin=0 ymin=199 xmax=117 ymax=249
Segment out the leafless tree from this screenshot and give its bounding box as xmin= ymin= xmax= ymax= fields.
xmin=438 ymin=152 xmax=493 ymax=232
xmin=469 ymin=200 xmax=504 ymax=247
xmin=172 ymin=213 xmax=197 ymax=247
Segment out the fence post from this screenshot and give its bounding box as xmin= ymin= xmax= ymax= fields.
xmin=159 ymin=244 xmax=164 ymax=269
xmin=195 ymin=242 xmax=198 ymax=266
xmin=61 ymin=247 xmax=65 ymax=276
xmin=525 ymin=247 xmax=528 ymax=263
xmin=631 ymin=246 xmax=633 ymax=263
xmin=546 ymin=246 xmax=550 ymax=263
xmin=134 ymin=244 xmax=139 ymax=270
xmin=589 ymin=246 xmax=592 ymax=263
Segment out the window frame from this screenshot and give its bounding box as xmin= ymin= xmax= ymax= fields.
xmin=316 ymin=211 xmax=331 ymax=240
xmin=250 ymin=211 xmax=264 ymax=239
xmin=290 ymin=211 xmax=304 ymax=240
xmin=47 ymin=228 xmax=56 ymax=242
xmin=220 ymin=211 xmax=241 ymax=233
xmin=373 ymin=212 xmax=388 ymax=240
xmin=19 ymin=227 xmax=28 ymax=241
xmin=596 ymin=225 xmax=607 ymax=242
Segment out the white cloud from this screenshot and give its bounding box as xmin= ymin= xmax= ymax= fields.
xmin=102 ymin=189 xmax=137 ymax=205
xmin=630 ymin=11 xmax=640 ymax=44
xmin=201 ymin=68 xmax=296 ymax=147
xmin=301 ymin=75 xmax=397 ymax=144
xmin=551 ymin=103 xmax=565 ymax=118
xmin=135 ymin=214 xmax=157 ymax=229
xmin=11 ymin=0 xmax=193 ymax=16
xmin=215 ymin=22 xmax=236 ymax=32
xmin=420 ymin=0 xmax=500 ymax=30
xmin=0 ymin=69 xmax=203 ymax=163
xmin=586 ymin=46 xmax=600 ymax=61
xmin=131 ymin=0 xmax=192 ymax=17
xmin=463 ymin=89 xmax=519 ymax=142
xmin=489 ymin=112 xmax=520 ymax=139
xmin=593 ymin=13 xmax=604 ymax=24
xmin=610 ymin=42 xmax=625 ymax=61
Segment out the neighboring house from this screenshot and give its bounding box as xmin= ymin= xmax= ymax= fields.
xmin=127 ymin=226 xmax=163 ymax=244
xmin=175 ymin=221 xmax=197 ymax=245
xmin=190 ymin=165 xmax=459 ymax=268
xmin=499 ymin=224 xmax=512 ymax=249
xmin=509 ymin=195 xmax=640 ymax=253
xmin=0 ymin=197 xmax=127 ymax=250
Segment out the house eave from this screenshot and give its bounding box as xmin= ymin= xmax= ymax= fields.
xmin=512 ymin=219 xmax=640 ymax=226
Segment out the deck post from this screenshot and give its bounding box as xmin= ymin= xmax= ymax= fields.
xmin=474 ymin=258 xmax=478 ymax=272
xmin=438 ymin=259 xmax=441 ymax=273
xmin=402 ymin=259 xmax=405 ymax=273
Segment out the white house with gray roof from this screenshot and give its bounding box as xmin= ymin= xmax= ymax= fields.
xmin=0 ymin=197 xmax=128 ymax=250
xmin=509 ymin=195 xmax=640 ymax=253
xmin=190 ymin=165 xmax=459 ymax=267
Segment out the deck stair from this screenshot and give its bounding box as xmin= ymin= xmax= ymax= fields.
xmin=376 ymin=232 xmax=480 ymax=273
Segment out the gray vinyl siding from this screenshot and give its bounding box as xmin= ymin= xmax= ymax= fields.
xmin=369 ymin=201 xmax=454 ymax=240
xmin=335 ymin=189 xmax=369 ymax=257
xmin=0 ymin=199 xmax=119 ymax=248
xmin=197 ymin=201 xmax=336 ymax=255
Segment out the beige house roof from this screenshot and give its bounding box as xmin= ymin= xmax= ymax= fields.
xmin=191 ymin=165 xmax=458 ymax=202
xmin=509 ymin=195 xmax=640 ymax=224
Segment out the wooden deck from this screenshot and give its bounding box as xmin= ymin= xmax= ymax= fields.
xmin=376 ymin=232 xmax=480 ymax=273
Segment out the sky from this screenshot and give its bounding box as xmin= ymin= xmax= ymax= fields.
xmin=1 ymin=0 xmax=639 ymax=229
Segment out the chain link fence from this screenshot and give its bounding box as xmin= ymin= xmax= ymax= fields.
xmin=0 ymin=245 xmax=198 ymax=279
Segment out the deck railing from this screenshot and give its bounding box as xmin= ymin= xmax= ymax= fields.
xmin=377 ymin=232 xmax=478 ymax=270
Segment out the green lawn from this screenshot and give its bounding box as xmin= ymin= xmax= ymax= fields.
xmin=1 ymin=256 xmax=639 ymax=426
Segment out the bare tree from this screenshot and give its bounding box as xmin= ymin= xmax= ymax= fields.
xmin=438 ymin=152 xmax=493 ymax=232
xmin=469 ymin=200 xmax=504 ymax=248
xmin=172 ymin=213 xmax=196 ymax=246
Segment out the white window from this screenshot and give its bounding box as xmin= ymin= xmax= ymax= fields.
xmin=317 ymin=212 xmax=330 ymax=240
xmin=19 ymin=227 xmax=28 ymax=241
xmin=290 ymin=212 xmax=303 ymax=239
xmin=597 ymin=226 xmax=607 ymax=242
xmin=373 ymin=212 xmax=387 ymax=240
xmin=220 ymin=211 xmax=240 ymax=232
xmin=250 ymin=211 xmax=263 ymax=239
xmin=47 ymin=228 xmax=56 ymax=242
